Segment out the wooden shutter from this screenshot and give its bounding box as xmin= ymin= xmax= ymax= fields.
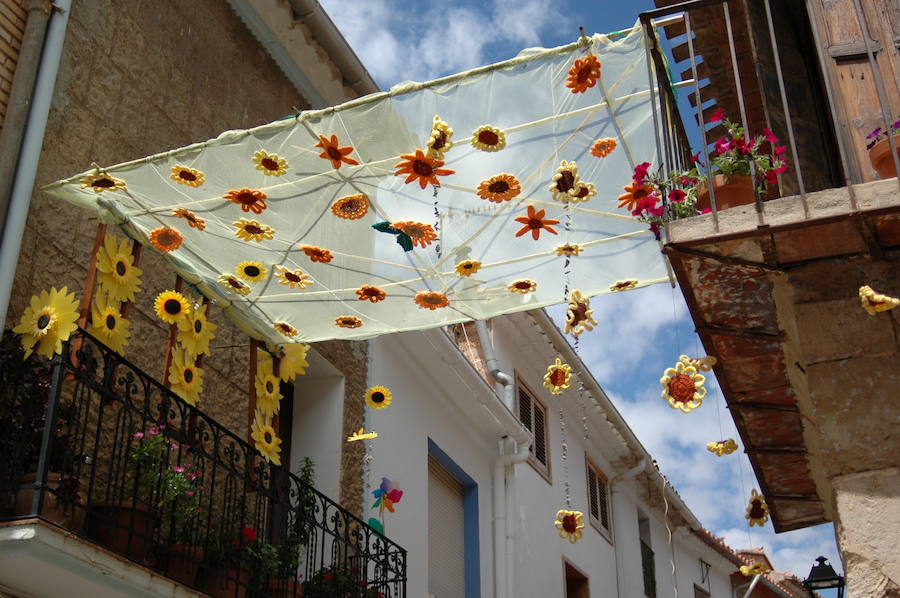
xmin=587 ymin=466 xmax=600 ymax=520
xmin=518 ymin=389 xmax=532 ymax=431
xmin=597 ymin=474 xmax=610 ymax=531
xmin=428 ymin=457 xmax=465 ymax=598
xmin=533 ymin=402 xmax=547 ymax=466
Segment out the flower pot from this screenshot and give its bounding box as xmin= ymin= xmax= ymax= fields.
xmin=164 ymin=544 xmax=204 ymax=588
xmin=85 ymin=501 xmax=156 ymax=562
xmin=696 ymin=174 xmax=756 ymax=212
xmin=206 ymin=566 xmax=250 ymax=598
xmin=868 ymin=136 xmax=899 ymax=179
xmin=14 ymin=472 xmax=85 ymax=530
xmin=268 ymin=577 xmax=302 ymax=597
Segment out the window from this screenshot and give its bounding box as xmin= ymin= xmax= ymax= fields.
xmin=638 ymin=510 xmax=656 ymax=598
xmin=693 ymin=584 xmax=710 ymax=598
xmin=564 ymin=561 xmax=590 ymax=598
xmin=517 ymin=380 xmax=550 ymax=481
xmin=585 ymin=457 xmax=612 ymax=539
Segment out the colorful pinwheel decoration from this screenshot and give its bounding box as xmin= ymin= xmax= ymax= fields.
xmin=372 ymin=477 xmax=404 ymax=517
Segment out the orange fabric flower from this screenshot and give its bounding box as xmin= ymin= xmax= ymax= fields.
xmin=477 ymin=174 xmax=521 ymax=202
xmin=617 ymin=181 xmax=655 ymax=211
xmin=173 ymin=208 xmax=206 ymax=230
xmin=356 ymin=285 xmax=386 ymax=303
xmin=566 ymin=54 xmax=602 ymax=93
xmin=149 ymin=227 xmax=183 ymax=252
xmin=224 ymin=188 xmax=268 ymax=214
xmin=274 ymin=321 xmax=298 ymax=337
xmin=394 ymin=149 xmax=455 ymax=189
xmin=335 ymin=316 xmax=363 ymax=329
xmin=414 ymin=291 xmax=450 ymax=310
xmin=315 ymin=134 xmax=359 ymax=169
xmin=331 ymin=194 xmax=369 ymax=220
xmin=300 ymin=245 xmax=334 ymax=263
xmin=591 ymin=138 xmax=617 ymax=158
xmin=514 ymin=206 xmax=559 ymax=240
xmin=391 ymin=221 xmax=438 ymax=249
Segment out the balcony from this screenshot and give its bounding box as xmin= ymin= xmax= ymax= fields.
xmin=0 ymin=329 xmax=407 ymax=597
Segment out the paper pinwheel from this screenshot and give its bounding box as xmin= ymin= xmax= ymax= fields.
xmin=372 ymin=477 xmax=404 ymax=517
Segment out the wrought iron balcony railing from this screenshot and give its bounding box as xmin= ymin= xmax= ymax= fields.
xmin=0 ymin=329 xmax=406 ymax=597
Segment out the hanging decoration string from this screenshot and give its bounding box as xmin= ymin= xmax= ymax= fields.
xmin=432 ymin=184 xmax=442 ymax=259
xmin=559 ymin=405 xmax=572 ymax=508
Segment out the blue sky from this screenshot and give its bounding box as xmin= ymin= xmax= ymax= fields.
xmin=320 ymin=0 xmax=841 ymax=585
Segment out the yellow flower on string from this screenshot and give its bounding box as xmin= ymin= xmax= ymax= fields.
xmin=89 ymin=292 xmax=131 ymax=354
xmin=234 ymin=218 xmax=275 ymax=242
xmin=153 ymin=290 xmax=191 ymax=324
xmin=554 ymin=509 xmax=585 ymax=543
xmin=549 ymin=160 xmax=580 ymax=202
xmin=740 ymin=563 xmax=770 ymax=576
xmin=679 ymin=354 xmax=717 ymax=372
xmin=564 ymin=290 xmax=597 ymax=337
xmin=347 ymin=427 xmax=378 ymax=442
xmin=706 ymin=439 xmax=738 ymax=456
xmin=455 ymin=260 xmax=482 ymax=277
xmin=543 ymin=358 xmax=572 ymax=395
xmin=570 ymin=181 xmax=596 ymax=203
xmin=425 ymin=115 xmax=454 ymax=160
xmin=13 ymin=287 xmax=79 ymax=359
xmin=96 ymin=234 xmax=142 ymax=302
xmin=275 ymin=266 xmax=313 ymax=290
xmin=365 ymin=386 xmax=392 ymax=410
xmin=471 ymin=125 xmax=506 ymax=152
xmin=236 ymin=261 xmax=268 ymax=284
xmin=252 ymin=150 xmax=288 ymax=176
xmin=745 ymin=489 xmax=769 ymax=527
xmin=168 ymin=349 xmax=203 ymax=406
xmin=170 ymin=165 xmax=205 ymax=186
xmin=217 ymin=273 xmax=252 ymax=296
xmin=508 ymin=280 xmax=537 ymax=294
xmin=80 ymin=172 xmax=127 ymax=192
xmin=251 ymin=413 xmax=282 ymax=465
xmin=609 ymin=279 xmax=638 ymax=292
xmin=555 ymin=243 xmax=583 ymax=257
xmin=859 ymin=285 xmax=900 ymax=315
xmin=660 ymin=359 xmax=706 ymax=413
xmin=177 ymin=303 xmax=217 ymax=359
xmin=255 ymin=372 xmax=283 ymax=417
xmin=274 ymin=343 xmax=309 ymax=382
xmin=274 ymin=321 xmax=298 ymax=337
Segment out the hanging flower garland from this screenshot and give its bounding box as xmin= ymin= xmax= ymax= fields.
xmin=96 ymin=234 xmax=142 ymax=302
xmin=659 ymin=358 xmax=707 ymax=413
xmin=859 ymin=285 xmax=900 ymax=315
xmin=168 ymin=349 xmax=203 ymax=406
xmin=745 ymin=489 xmax=769 ymax=527
xmin=425 ymin=115 xmax=454 ymax=160
xmin=255 ymin=372 xmax=283 ymax=417
xmin=554 ymin=509 xmax=585 ymax=543
xmin=258 ymin=342 xmax=309 ymax=383
xmin=177 ymin=303 xmax=216 ymax=359
xmin=565 ymin=54 xmax=601 ymax=93
xmin=153 ymin=290 xmax=191 ymax=324
xmin=706 ymin=439 xmax=738 ymax=456
xmin=90 ymin=292 xmax=131 ymax=354
xmin=564 ymin=290 xmax=597 ymax=337
xmin=365 ymin=386 xmax=392 ymax=410
xmin=251 ymin=411 xmax=282 ymax=465
xmin=13 ymin=287 xmax=80 ymax=360
xmin=543 ymin=358 xmax=572 ymax=395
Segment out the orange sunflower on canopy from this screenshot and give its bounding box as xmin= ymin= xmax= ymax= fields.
xmin=617 ymin=181 xmax=655 ymax=211
xmin=566 ymin=54 xmax=602 ymax=93
xmin=315 ymin=134 xmax=359 ymax=169
xmin=514 ymin=206 xmax=559 ymax=240
xmin=394 ymin=149 xmax=455 ymax=189
xmin=391 ymin=221 xmax=438 ymax=249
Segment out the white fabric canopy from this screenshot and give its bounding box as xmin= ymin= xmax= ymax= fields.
xmin=46 ymin=28 xmax=667 ymax=346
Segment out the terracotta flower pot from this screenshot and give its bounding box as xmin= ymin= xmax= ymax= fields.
xmin=164 ymin=544 xmax=204 ymax=588
xmin=206 ymin=566 xmax=250 ymax=598
xmin=696 ymin=174 xmax=756 ymax=212
xmin=14 ymin=472 xmax=85 ymax=530
xmin=868 ymin=136 xmax=899 ymax=179
xmin=85 ymin=500 xmax=156 ymax=562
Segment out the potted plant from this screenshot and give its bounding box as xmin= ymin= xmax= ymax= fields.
xmin=866 ymin=117 xmax=900 ymax=179
xmin=270 ymin=457 xmax=316 ymax=596
xmin=204 ymin=525 xmax=278 ymax=598
xmin=617 ymin=161 xmax=708 ymax=240
xmin=302 ymin=564 xmax=384 ymax=598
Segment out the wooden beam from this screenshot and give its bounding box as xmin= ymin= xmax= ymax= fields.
xmin=664 ymin=244 xmax=782 ymax=271
xmin=744 ymin=446 xmax=807 ymax=454
xmin=727 ymin=401 xmax=799 ymax=413
xmin=696 ymin=324 xmax=783 ymax=339
xmin=247 ymin=339 xmax=258 ymax=443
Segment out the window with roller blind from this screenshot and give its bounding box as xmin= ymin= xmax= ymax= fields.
xmin=516 ymin=379 xmax=551 ymax=483
xmin=585 ymin=457 xmax=613 ymax=541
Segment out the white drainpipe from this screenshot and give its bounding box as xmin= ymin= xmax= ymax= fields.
xmin=611 ymin=458 xmax=647 ymax=598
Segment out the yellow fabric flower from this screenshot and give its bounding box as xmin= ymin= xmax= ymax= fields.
xmin=570 ymin=181 xmax=596 ymax=203
xmin=260 ymin=342 xmax=310 ymax=383
xmin=251 ymin=412 xmax=282 ymax=465
xmin=252 ymin=150 xmax=288 ymax=176
xmin=679 ymin=354 xmax=717 ymax=372
xmin=555 ymin=244 xmax=583 ymax=257
xmin=549 ymin=160 xmax=580 ymax=202
xmin=168 ymin=349 xmax=203 ymax=406
xmin=740 ymin=563 xmax=770 ymax=576
xmin=274 ymin=321 xmax=298 ymax=337
xmin=13 ymin=287 xmax=79 ymax=360
xmin=255 ymin=372 xmax=283 ymax=417
xmin=455 ymin=260 xmax=482 ymax=277
xmin=89 ymin=292 xmax=131 ymax=354
xmin=564 ymin=290 xmax=597 ymax=337
xmin=177 ymin=303 xmax=217 ymax=359
xmin=234 ymin=218 xmax=275 ymax=242
xmin=508 ymin=280 xmax=537 ymax=294
xmin=217 ymin=274 xmax=252 ymax=296
xmin=236 ymin=261 xmax=268 ymax=283
xmin=96 ymin=235 xmax=142 ymax=302
xmin=471 ymin=125 xmax=506 ymax=152
xmin=745 ymin=489 xmax=769 ymax=527
xmin=425 ymin=115 xmax=454 ymax=160
xmin=609 ymin=279 xmax=638 ymax=292
xmin=365 ymin=386 xmax=392 ymax=410
xmin=554 ymin=509 xmax=584 ymax=543
xmin=170 ymin=165 xmax=205 ymax=186
xmin=706 ymin=439 xmax=738 ymax=456
xmin=275 ymin=266 xmax=313 ymax=290
xmin=153 ymin=290 xmax=191 ymax=324
xmin=660 ymin=359 xmax=706 ymax=413
xmin=543 ymin=358 xmax=572 ymax=395
xmin=859 ymin=285 xmax=900 ymax=315
xmin=80 ymin=172 xmax=126 ymax=192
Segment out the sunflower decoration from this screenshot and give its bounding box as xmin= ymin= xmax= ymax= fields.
xmin=251 ymin=413 xmax=282 ymax=465
xmin=217 ymin=274 xmax=252 ymax=296
xmin=234 ymin=218 xmax=275 ymax=242
xmin=300 ymin=245 xmax=334 ymax=263
xmin=275 ymin=266 xmax=313 ymax=290
xmin=153 ymin=290 xmax=191 ymax=325
xmin=149 ymin=227 xmax=183 ymax=252
xmin=331 ymin=193 xmax=369 ymax=220
xmin=89 ymin=292 xmax=131 ymax=354
xmin=414 ymin=290 xmax=450 ymax=310
xmin=274 ymin=321 xmax=298 ymax=338
xmin=365 ymin=386 xmax=392 ymax=410
xmin=347 ymin=427 xmax=378 ymax=442
xmin=508 ymin=279 xmax=537 ymax=294
xmin=455 ymin=260 xmax=482 ymax=277
xmin=740 ymin=563 xmax=771 ymax=577
xmin=679 ymin=354 xmax=717 ymax=372
xmin=356 ymin=285 xmax=387 ymax=303
xmin=425 ymin=115 xmax=454 ymax=160
xmin=617 ymin=181 xmax=655 ymax=211
xmin=471 ymin=125 xmax=506 ymax=152
xmin=255 ymin=372 xmax=283 ymax=417
xmin=252 ymin=150 xmax=288 ymax=176
xmin=225 ymin=188 xmax=268 ymax=215
xmin=659 ymin=358 xmax=707 ymax=413
xmin=391 ymin=221 xmax=438 ymax=249
xmin=477 ymin=173 xmax=521 ymax=203
xmin=859 ymin=285 xmax=900 ymax=315
xmin=566 ymin=54 xmax=602 ymax=93
xmin=706 ymin=439 xmax=738 ymax=457
xmin=554 ymin=509 xmax=585 ymax=543
xmin=745 ymin=489 xmax=769 ymax=527
xmin=514 ymin=205 xmax=560 ymax=240
xmin=543 ymin=358 xmax=572 ymax=395
xmin=549 ymin=160 xmax=580 ymax=202
xmin=315 ymin=133 xmax=360 ymax=169
xmin=168 ymin=349 xmax=203 ymax=406
xmin=96 ymin=234 xmax=142 ymax=302
xmin=13 ymin=287 xmax=79 ymax=359
xmin=571 ymin=181 xmax=596 ymax=203
xmin=564 ymin=290 xmax=597 ymax=337
xmin=394 ymin=149 xmax=455 ymax=189
xmin=590 ymin=138 xmax=617 ymax=158
xmin=555 ymin=243 xmax=583 ymax=257
xmin=609 ymin=279 xmax=638 ymax=292
xmin=80 ymin=172 xmax=127 ymax=193
xmin=335 ymin=315 xmax=363 ymax=329
xmin=172 ymin=208 xmax=206 ymax=230
xmin=177 ymin=303 xmax=217 ymax=359
xmin=264 ymin=342 xmax=309 ymax=382
xmin=170 ymin=165 xmax=205 ymax=187
xmin=236 ymin=261 xmax=268 ymax=284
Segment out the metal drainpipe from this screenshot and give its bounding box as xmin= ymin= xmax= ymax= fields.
xmin=0 ymin=0 xmax=53 ymax=238
xmin=475 ymin=319 xmax=515 ymax=411
xmin=0 ymin=0 xmax=71 ymax=325
xmin=611 ymin=458 xmax=647 ymax=598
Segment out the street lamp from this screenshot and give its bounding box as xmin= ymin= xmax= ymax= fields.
xmin=803 ymin=556 xmax=845 ymax=598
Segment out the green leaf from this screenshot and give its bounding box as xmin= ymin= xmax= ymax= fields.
xmin=395 ymin=233 xmax=414 ymax=252
xmin=372 ymin=221 xmax=399 ymax=234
